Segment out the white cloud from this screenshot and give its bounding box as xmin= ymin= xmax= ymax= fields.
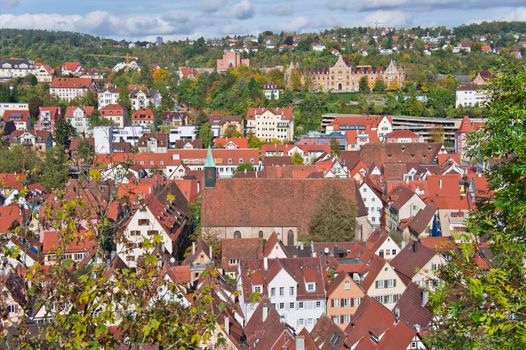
xmin=270 ymin=4 xmax=294 ymax=17
xmin=281 ymin=16 xmax=311 ymax=32
xmin=0 ymin=11 xmax=196 ymax=39
xmin=0 ymin=0 xmax=19 ymax=9
xmin=327 ymin=0 xmax=524 ymax=11
xmin=502 ymin=7 xmax=526 ymax=21
xmin=201 ymin=0 xmax=227 ymax=13
xmin=232 ymin=0 xmax=254 ymax=20
xmin=363 ymin=10 xmax=410 ymax=27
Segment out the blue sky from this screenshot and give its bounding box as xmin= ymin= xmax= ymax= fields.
xmin=1 ymin=0 xmax=526 ymax=41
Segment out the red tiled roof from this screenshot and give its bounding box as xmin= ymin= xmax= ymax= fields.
xmin=344 ymin=296 xmax=416 ymax=349
xmin=396 ymin=282 xmax=433 ymax=328
xmin=99 ymin=104 xmax=126 ymax=116
xmin=41 ymin=228 xmax=96 ymax=254
xmin=62 ymin=61 xmax=82 ymax=71
xmin=65 ymin=105 xmax=95 ymax=118
xmin=213 ymin=137 xmax=249 ymax=149
xmin=385 ymin=130 xmax=420 ymax=139
xmin=329 ymin=115 xmax=390 ymax=131
xmin=50 ymin=77 xmax=93 ymax=88
xmin=0 ymin=173 xmax=27 ymax=190
xmin=246 ymin=107 xmax=293 ymax=121
xmin=457 ymin=116 xmax=485 ymax=133
xmin=131 ymin=108 xmax=155 ymax=120
xmin=0 ymin=204 xmax=23 ymax=233
xmin=201 ymin=178 xmax=358 ymax=232
xmin=390 ymin=240 xmax=437 ymax=280
xmin=3 ymin=110 xmax=29 ymax=122
xmin=359 ymin=143 xmax=442 ymax=167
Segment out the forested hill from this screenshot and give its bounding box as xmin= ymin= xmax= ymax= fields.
xmin=0 ymin=28 xmax=224 ymax=70
xmin=0 ymin=29 xmax=132 ymax=67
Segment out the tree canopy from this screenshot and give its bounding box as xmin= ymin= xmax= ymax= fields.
xmin=308 ymin=185 xmax=356 ymax=242
xmin=430 ymin=61 xmax=526 ymax=349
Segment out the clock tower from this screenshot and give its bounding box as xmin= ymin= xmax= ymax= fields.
xmin=204 ymin=147 xmax=217 ymax=188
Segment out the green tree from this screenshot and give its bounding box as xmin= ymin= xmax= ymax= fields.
xmin=359 ymin=76 xmax=369 ymax=92
xmin=309 ymin=184 xmax=356 ymax=242
xmin=330 ymin=138 xmax=341 ymax=156
xmin=198 ymin=122 xmax=213 ymax=148
xmin=430 ymin=62 xmax=526 ymax=349
xmin=39 ymin=145 xmax=70 ymax=190
xmin=54 ymin=117 xmax=76 ymax=148
xmin=224 ymin=123 xmax=242 ymax=138
xmin=234 ymin=163 xmax=254 ymax=173
xmin=291 ymin=152 xmax=304 ymax=165
xmin=373 ymin=79 xmax=385 ymax=92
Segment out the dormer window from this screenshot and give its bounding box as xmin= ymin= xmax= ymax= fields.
xmin=254 ymin=285 xmax=263 ymax=294
xmin=306 ymin=283 xmax=316 ymax=292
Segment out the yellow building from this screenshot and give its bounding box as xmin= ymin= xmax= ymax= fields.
xmin=285 ymin=56 xmax=405 ymax=92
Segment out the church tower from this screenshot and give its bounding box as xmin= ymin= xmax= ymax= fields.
xmin=204 ymin=147 xmax=217 ymax=188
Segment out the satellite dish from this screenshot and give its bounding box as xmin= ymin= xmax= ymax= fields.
xmin=170 ymin=257 xmax=176 ymax=264
xmin=324 ymin=247 xmax=330 ymax=255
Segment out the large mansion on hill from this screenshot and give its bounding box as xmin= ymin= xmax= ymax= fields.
xmin=285 ymin=56 xmax=405 ymax=92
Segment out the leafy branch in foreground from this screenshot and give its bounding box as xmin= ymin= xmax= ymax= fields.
xmin=429 ymin=61 xmax=526 ymax=349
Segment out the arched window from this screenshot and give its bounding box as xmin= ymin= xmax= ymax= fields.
xmin=258 ymin=231 xmax=264 ymax=238
xmin=287 ymin=230 xmax=294 ymax=246
xmin=234 ymin=231 xmax=241 ymax=239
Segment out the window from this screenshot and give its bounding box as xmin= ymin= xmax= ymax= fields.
xmin=298 ymin=319 xmax=304 ymax=326
xmin=289 ymin=302 xmax=295 ymax=309
xmin=147 ymin=230 xmax=158 ymax=236
xmin=298 ymin=302 xmax=304 ymax=309
xmin=254 ymin=285 xmax=262 ymax=294
xmin=307 ymin=283 xmax=315 ymax=292
xmin=392 ymin=249 xmax=397 ymax=255
xmin=279 ymin=302 xmax=284 ymax=310
xmin=270 ymin=287 xmax=276 ymax=296
xmin=343 ymin=298 xmax=350 ymax=307
xmin=354 ymin=297 xmax=361 ymax=306
xmin=234 ymin=231 xmax=241 ymax=238
xmin=138 ymin=219 xmax=149 ymax=226
xmin=342 ymin=314 xmax=351 ymax=323
xmin=279 ymin=287 xmax=284 ymax=296
xmin=287 ymin=230 xmax=294 ymax=246
xmin=229 ymin=259 xmax=238 ymax=265
xmin=258 ymin=230 xmax=263 ymax=238
xmin=289 ymin=286 xmax=295 ymax=296
xmin=344 ymin=281 xmax=350 ymax=290
xmin=333 ymin=298 xmax=340 ymax=307
xmin=8 ymin=304 xmax=18 ymax=313
xmin=332 ymin=316 xmax=340 ymax=324
xmin=126 ymin=255 xmax=135 ymax=262
xmin=315 ymin=301 xmax=321 ymax=308
xmin=330 ymin=332 xmax=340 ymax=345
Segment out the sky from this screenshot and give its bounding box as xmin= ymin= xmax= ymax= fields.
xmin=1 ymin=0 xmax=526 ymax=41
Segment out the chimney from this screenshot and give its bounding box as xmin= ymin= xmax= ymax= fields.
xmin=224 ymin=316 xmax=230 ymax=336
xmin=263 ymin=257 xmax=268 ymax=271
xmin=209 ymin=245 xmax=213 ymax=259
xmin=311 ymin=240 xmax=316 ymax=257
xmin=262 ymin=305 xmax=268 ymax=322
xmin=192 ymin=242 xmax=196 ymax=255
xmin=421 ymin=290 xmax=429 ymax=307
xmin=439 ymin=179 xmax=443 ymax=189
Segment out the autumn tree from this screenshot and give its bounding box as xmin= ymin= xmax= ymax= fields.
xmin=430 ymin=61 xmax=526 ymax=349
xmin=430 ymin=127 xmax=445 ymax=143
xmin=309 ymin=185 xmax=356 ymax=242
xmin=291 ymin=152 xmax=304 ymax=165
